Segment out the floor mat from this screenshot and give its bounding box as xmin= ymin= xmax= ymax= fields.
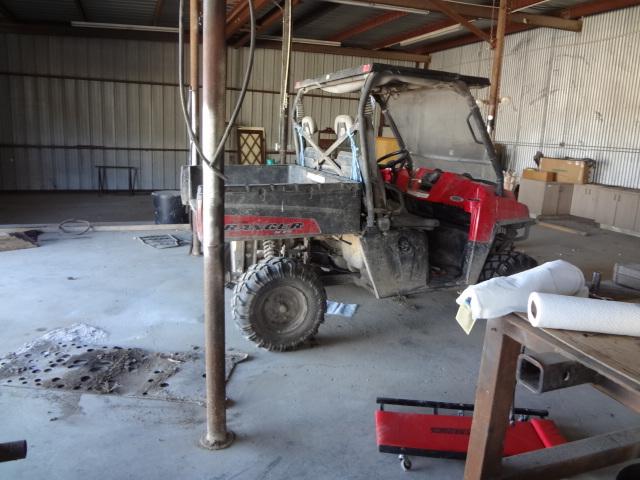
xmin=0 ymin=231 xmax=39 ymax=252
xmin=0 ymin=324 xmax=247 ymax=404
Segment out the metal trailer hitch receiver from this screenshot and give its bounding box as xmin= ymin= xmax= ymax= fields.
xmin=517 ymin=352 xmax=601 ymax=394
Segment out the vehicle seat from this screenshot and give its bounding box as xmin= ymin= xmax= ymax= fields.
xmin=301 ymin=116 xmax=317 ymax=137
xmin=334 ymin=115 xmax=354 ymax=138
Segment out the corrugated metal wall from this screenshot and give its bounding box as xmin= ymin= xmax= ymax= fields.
xmin=0 ymin=33 xmax=410 ymax=191
xmin=430 ymin=7 xmax=640 ymax=189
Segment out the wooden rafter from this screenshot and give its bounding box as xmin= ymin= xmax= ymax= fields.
xmin=426 ymin=0 xmax=491 ymax=44
xmin=320 ymin=0 xmax=581 ymax=31
xmin=328 ymin=11 xmax=407 ymax=43
xmin=152 ymin=0 xmax=165 ymax=25
xmin=234 ymin=0 xmax=302 ymax=47
xmin=226 ymin=0 xmax=273 ymax=38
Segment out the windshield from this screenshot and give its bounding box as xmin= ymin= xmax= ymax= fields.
xmin=386 ymin=87 xmax=497 ymax=181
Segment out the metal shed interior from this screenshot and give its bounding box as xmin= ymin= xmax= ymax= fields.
xmin=1 ymin=0 xmax=639 ymax=191
xmin=2 ymin=2 xmax=640 ymax=480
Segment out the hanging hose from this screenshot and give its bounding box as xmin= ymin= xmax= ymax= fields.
xmin=177 ymin=0 xmax=256 ymax=179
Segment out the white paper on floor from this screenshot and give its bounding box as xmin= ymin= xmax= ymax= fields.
xmin=528 ymin=292 xmax=640 ymax=337
xmin=326 ymin=301 xmax=358 ymax=317
xmin=456 ymin=260 xmax=586 ymax=321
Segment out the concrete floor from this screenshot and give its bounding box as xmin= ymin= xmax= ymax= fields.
xmin=1 ymin=225 xmax=639 ymax=479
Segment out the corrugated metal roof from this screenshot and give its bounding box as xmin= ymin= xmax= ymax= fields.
xmin=3 ymin=0 xmax=84 ymax=23
xmin=291 ymin=5 xmax=384 ymax=41
xmin=0 ymin=0 xmax=633 ymax=54
xmin=82 ymin=0 xmax=158 ymax=25
xmin=345 ymin=12 xmax=447 ymax=48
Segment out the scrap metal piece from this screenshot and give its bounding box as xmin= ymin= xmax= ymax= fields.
xmin=0 ymin=440 xmax=27 ymax=463
xmin=138 ymin=234 xmax=188 ymax=249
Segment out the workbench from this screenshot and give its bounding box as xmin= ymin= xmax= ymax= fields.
xmin=464 ymin=313 xmax=640 ymax=480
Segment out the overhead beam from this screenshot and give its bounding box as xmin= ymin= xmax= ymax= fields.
xmin=419 ymin=0 xmax=639 ymax=53
xmin=152 ymin=0 xmax=165 ymax=25
xmin=0 ymin=1 xmax=17 ymax=22
xmin=319 ymin=0 xmax=581 ymax=31
xmin=426 ymin=0 xmax=491 ymax=44
xmin=226 ymin=0 xmax=272 ymax=38
xmin=510 ymin=11 xmax=581 ymax=31
xmin=329 ymin=11 xmax=406 ymax=43
xmin=257 ymin=38 xmax=431 ymax=63
xmin=487 ymin=0 xmax=508 ymax=139
xmin=371 ymin=18 xmax=459 ymax=50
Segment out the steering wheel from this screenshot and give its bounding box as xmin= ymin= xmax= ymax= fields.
xmin=377 ymin=148 xmax=410 ymax=170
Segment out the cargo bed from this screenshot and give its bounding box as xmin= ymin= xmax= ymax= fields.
xmin=223 ymin=164 xmax=362 ymax=240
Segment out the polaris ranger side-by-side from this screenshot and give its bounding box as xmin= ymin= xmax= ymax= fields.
xmin=182 ymin=63 xmax=536 ymax=351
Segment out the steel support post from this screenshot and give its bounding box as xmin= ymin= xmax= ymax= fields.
xmin=487 ymin=0 xmax=509 ymax=140
xmin=200 ymin=0 xmax=234 ymax=450
xmin=277 ymin=0 xmax=292 ymax=164
xmin=189 ymin=0 xmax=203 ymax=256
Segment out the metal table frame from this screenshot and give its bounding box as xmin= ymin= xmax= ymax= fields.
xmin=464 ymin=314 xmax=640 ymax=480
xmin=96 ymin=165 xmax=138 ymax=195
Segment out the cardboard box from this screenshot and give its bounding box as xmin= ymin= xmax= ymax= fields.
xmin=518 ymin=178 xmax=574 ymax=217
xmin=522 ymin=169 xmax=556 ymax=182
xmin=540 ymin=157 xmax=591 ymax=184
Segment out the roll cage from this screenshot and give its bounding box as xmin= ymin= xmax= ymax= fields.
xmin=292 ymin=63 xmax=503 ymax=230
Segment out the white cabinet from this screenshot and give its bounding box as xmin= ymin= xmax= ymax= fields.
xmin=614 ymin=191 xmax=640 ymax=231
xmin=570 ymin=185 xmax=600 ymax=219
xmin=594 ymin=188 xmax=617 ymax=225
xmin=592 ymin=186 xmax=640 ymax=232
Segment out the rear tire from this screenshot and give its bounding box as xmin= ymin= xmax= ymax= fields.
xmin=232 ymin=257 xmax=326 ymax=352
xmin=479 ymin=251 xmax=538 ymax=282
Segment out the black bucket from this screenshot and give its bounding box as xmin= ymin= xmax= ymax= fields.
xmin=618 ymin=464 xmax=640 ymax=480
xmin=151 ymin=190 xmax=188 ymax=224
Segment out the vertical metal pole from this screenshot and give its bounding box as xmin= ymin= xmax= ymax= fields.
xmin=278 ymin=0 xmax=292 ymax=164
xmin=200 ymin=0 xmax=234 ymax=450
xmin=487 ymin=0 xmax=508 ymax=140
xmin=189 ymin=0 xmax=202 ymax=256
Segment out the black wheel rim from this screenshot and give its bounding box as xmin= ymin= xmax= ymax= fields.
xmin=256 ymin=284 xmax=309 ymax=334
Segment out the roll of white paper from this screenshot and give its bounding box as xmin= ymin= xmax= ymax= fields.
xmin=528 ymin=292 xmax=640 ymax=337
xmin=456 ymin=260 xmax=586 ymax=320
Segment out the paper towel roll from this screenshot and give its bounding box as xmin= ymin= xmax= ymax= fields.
xmin=528 ymin=292 xmax=640 ymax=337
xmin=456 ymin=260 xmax=585 ymax=321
